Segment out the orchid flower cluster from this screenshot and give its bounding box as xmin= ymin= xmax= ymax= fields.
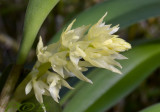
xmin=25 ymin=13 xmax=131 ymax=111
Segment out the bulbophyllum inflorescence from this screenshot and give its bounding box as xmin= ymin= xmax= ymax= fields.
xmin=25 ymin=12 xmax=131 ymax=111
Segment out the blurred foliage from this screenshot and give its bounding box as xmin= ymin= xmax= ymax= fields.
xmin=0 ymin=0 xmax=160 ymax=112
xmin=108 ymin=68 xmax=160 ymax=112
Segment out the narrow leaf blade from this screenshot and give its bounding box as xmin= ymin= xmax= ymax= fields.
xmin=17 ymin=0 xmax=59 ymax=64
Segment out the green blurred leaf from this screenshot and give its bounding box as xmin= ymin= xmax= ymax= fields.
xmin=140 ymin=103 xmax=160 ymax=112
xmin=49 ymin=0 xmax=160 ymax=43
xmin=62 ymin=43 xmax=160 ymax=112
xmin=17 ymin=0 xmax=59 ymax=64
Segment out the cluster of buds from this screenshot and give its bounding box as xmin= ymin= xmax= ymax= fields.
xmin=25 ymin=13 xmax=131 ymax=111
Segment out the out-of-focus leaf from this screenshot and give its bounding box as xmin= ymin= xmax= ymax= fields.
xmin=17 ymin=0 xmax=59 ymax=64
xmin=49 ymin=0 xmax=160 ymax=43
xmin=140 ymin=103 xmax=160 ymax=112
xmin=62 ymin=43 xmax=160 ymax=112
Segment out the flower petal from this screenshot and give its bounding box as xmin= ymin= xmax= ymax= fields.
xmin=61 ymin=80 xmax=74 ymax=89
xmin=66 ymin=62 xmax=93 ymax=84
xmin=33 ymin=81 xmax=44 ymax=104
xmin=37 ymin=36 xmax=44 ymax=54
xmin=25 ymin=81 xmax=32 ymax=95
xmin=49 ymin=85 xmax=61 ymax=103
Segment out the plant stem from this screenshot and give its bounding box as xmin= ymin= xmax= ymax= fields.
xmin=0 ymin=64 xmax=22 ymax=112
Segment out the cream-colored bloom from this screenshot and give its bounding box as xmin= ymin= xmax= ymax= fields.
xmin=36 ymin=12 xmax=131 ymax=79
xmin=60 ymin=19 xmax=89 ymax=48
xmin=103 ymin=37 xmax=131 ymax=52
xmin=47 ymin=71 xmax=73 ymax=103
xmin=71 ymin=13 xmax=131 ymax=74
xmin=25 ymin=71 xmax=73 ymax=107
xmin=29 ymin=12 xmax=131 ymax=111
xmin=37 ymin=27 xmax=92 ymax=83
xmin=37 ymin=36 xmax=59 ymax=63
xmin=25 ymin=78 xmax=49 ymax=103
xmin=49 ymin=51 xmax=68 ymax=78
xmin=25 ymin=78 xmax=49 ymax=112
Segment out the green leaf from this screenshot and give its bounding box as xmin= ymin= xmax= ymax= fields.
xmin=140 ymin=103 xmax=160 ymax=112
xmin=17 ymin=0 xmax=59 ymax=64
xmin=49 ymin=0 xmax=160 ymax=43
xmin=62 ymin=43 xmax=160 ymax=112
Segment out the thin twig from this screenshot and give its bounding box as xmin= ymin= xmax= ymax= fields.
xmin=0 ymin=34 xmax=19 ymax=51
xmin=0 ymin=64 xmax=22 ymax=112
xmin=0 ymin=34 xmax=36 ymax=61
